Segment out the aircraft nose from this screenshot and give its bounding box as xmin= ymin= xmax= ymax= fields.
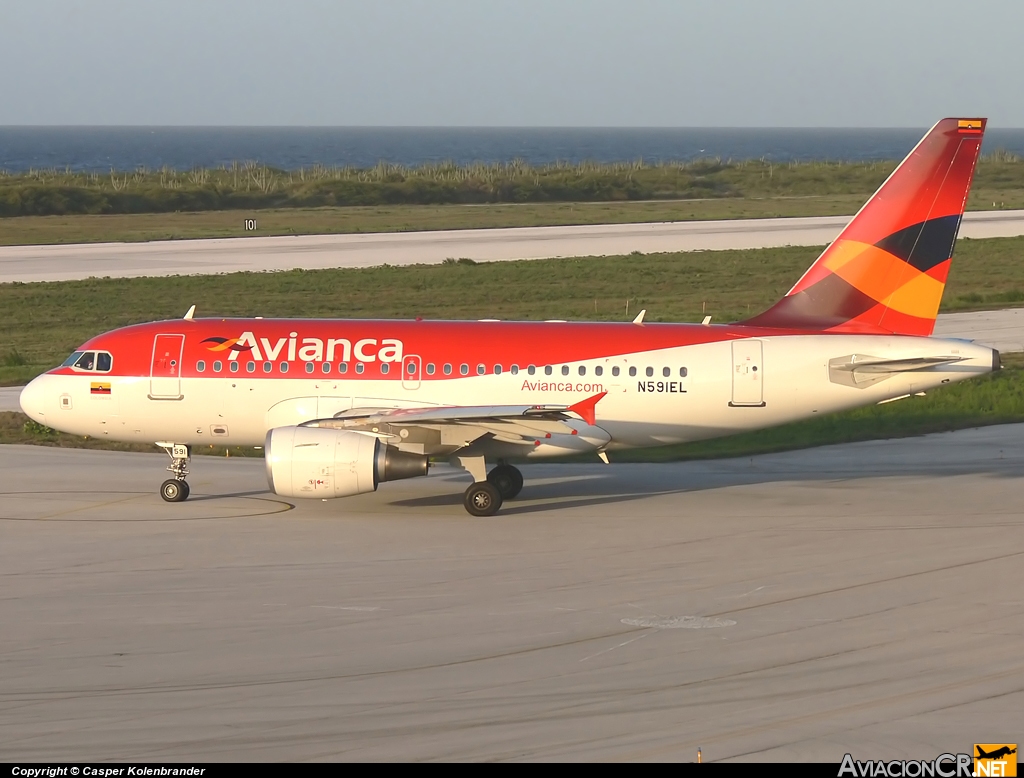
xmin=19 ymin=376 xmax=50 ymax=424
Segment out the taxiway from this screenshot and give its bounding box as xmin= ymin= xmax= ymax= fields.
xmin=1 ymin=426 xmax=1021 ymax=761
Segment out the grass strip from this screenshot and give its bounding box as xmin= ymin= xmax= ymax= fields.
xmin=3 ymin=236 xmax=1024 ymax=386
xmin=0 ymin=196 xmax=874 ymax=246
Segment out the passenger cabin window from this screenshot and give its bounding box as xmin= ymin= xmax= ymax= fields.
xmin=305 ymin=362 xmax=314 ymax=374
xmin=196 ymin=361 xmax=206 ymax=373
xmin=612 ymin=366 xmax=620 ymax=377
xmin=528 ymin=366 xmax=536 ymax=375
xmin=381 ymin=363 xmax=390 ymax=375
xmin=494 ymin=364 xmax=502 ymax=375
xmin=460 ymin=364 xmax=469 ymax=376
xmin=680 ymin=367 xmax=688 ymax=377
xmin=355 ymin=363 xmax=365 ymax=374
xmin=578 ymin=366 xmax=586 ymax=376
xmin=595 ymin=366 xmax=603 ymax=376
xmin=511 ymin=365 xmax=519 ymax=375
xmin=322 ymin=362 xmax=331 ymax=374
xmin=646 ymin=366 xmax=654 ymax=377
xmin=544 ymin=366 xmax=553 ymax=376
xmin=426 ymin=363 xmax=435 ymax=375
xmin=280 ymin=362 xmax=289 ymax=373
xmin=663 ymin=367 xmax=671 ymax=377
xmin=230 ymin=362 xmax=239 ymax=373
xmin=263 ymin=362 xmax=272 ymax=373
xmin=477 ymin=364 xmax=485 ymax=375
xmin=444 ymin=364 xmax=452 ymax=375
xmin=246 ymin=361 xmax=256 ymax=373
xmin=213 ymin=361 xmax=223 ymax=372
xmin=339 ymin=362 xmax=348 ymax=374
xmin=561 ymin=365 xmax=569 ymax=376
xmin=628 ymin=367 xmax=637 ymax=377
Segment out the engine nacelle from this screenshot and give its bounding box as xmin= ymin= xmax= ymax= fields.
xmin=265 ymin=426 xmax=428 ymax=499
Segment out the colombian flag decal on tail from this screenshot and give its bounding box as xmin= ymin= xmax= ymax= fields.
xmin=90 ymin=382 xmax=112 ymax=395
xmin=958 ymin=119 xmax=984 ymax=134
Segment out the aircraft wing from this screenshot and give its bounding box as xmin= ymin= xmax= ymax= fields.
xmin=298 ymin=392 xmax=611 ymax=457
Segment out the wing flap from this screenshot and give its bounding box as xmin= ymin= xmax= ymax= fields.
xmin=296 ymin=395 xmax=611 ymax=456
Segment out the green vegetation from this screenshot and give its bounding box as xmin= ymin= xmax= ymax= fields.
xmin=3 ymin=235 xmax=1024 ymax=386
xmin=3 ymin=236 xmax=1024 ymax=460
xmin=1 ymin=153 xmax=1022 ymax=221
xmin=0 ymin=197 xmax=876 ymax=246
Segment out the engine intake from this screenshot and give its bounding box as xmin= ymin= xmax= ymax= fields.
xmin=265 ymin=426 xmax=428 ymax=499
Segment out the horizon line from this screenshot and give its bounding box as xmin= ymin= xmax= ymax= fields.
xmin=2 ymin=123 xmax=1022 ymax=131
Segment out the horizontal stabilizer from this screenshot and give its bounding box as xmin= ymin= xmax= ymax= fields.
xmin=828 ymin=354 xmax=965 ymax=388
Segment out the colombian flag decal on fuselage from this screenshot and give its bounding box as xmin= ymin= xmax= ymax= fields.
xmin=90 ymin=382 xmax=112 ymax=395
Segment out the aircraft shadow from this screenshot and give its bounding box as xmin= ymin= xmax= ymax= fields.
xmin=386 ymin=438 xmax=1024 ymax=515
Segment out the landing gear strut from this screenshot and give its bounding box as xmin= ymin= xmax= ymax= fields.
xmin=159 ymin=443 xmax=191 ymax=503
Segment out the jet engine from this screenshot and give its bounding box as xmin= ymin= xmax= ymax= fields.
xmin=265 ymin=426 xmax=428 ymax=499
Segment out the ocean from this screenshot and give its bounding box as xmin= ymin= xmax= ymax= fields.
xmin=1 ymin=126 xmax=1023 ymax=173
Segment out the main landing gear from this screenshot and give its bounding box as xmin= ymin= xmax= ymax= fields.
xmin=159 ymin=443 xmax=191 ymax=503
xmin=454 ymin=456 xmax=524 ymax=517
xmin=487 ymin=464 xmax=524 ymax=500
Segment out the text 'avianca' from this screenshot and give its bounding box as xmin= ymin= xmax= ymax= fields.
xmin=202 ymin=332 xmax=404 ymax=363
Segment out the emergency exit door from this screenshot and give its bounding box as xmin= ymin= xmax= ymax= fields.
xmin=730 ymin=340 xmax=764 ymax=406
xmin=150 ymin=334 xmax=185 ymax=399
xmin=402 ymin=355 xmax=422 ymax=390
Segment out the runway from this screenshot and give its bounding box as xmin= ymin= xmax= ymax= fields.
xmin=2 ymin=209 xmax=1023 ymax=284
xmin=1 ymin=426 xmax=1022 ymax=761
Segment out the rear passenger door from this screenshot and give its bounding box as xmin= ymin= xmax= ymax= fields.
xmin=730 ymin=340 xmax=764 ymax=407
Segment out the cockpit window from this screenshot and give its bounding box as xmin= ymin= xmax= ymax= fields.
xmin=68 ymin=350 xmax=112 ymax=372
xmin=74 ymin=352 xmax=96 ymax=371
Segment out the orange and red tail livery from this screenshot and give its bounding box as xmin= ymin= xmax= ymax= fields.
xmin=743 ymin=118 xmax=986 ymax=336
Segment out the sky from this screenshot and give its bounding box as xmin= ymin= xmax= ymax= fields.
xmin=2 ymin=0 xmax=1023 ymax=127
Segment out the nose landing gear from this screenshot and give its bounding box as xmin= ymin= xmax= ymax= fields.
xmin=159 ymin=443 xmax=191 ymax=502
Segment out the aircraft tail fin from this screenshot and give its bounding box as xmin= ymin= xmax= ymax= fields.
xmin=741 ymin=118 xmax=986 ymax=336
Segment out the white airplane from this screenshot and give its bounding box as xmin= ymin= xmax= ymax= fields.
xmin=19 ymin=118 xmax=997 ymax=516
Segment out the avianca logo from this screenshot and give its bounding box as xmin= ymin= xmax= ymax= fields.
xmin=201 ymin=337 xmax=254 ymax=353
xmin=203 ymin=332 xmax=404 ymax=363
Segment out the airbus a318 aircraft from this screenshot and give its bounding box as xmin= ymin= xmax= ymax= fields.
xmin=19 ymin=118 xmax=997 ymax=516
